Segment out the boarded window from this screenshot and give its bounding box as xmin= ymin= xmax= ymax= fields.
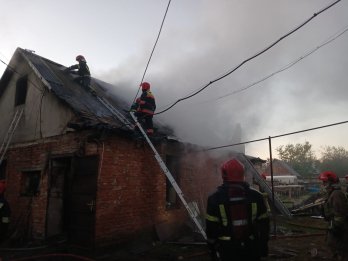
xmin=165 ymin=155 xmax=180 ymax=209
xmin=20 ymin=170 xmax=41 ymax=196
xmin=15 ymin=75 xmax=28 ymax=106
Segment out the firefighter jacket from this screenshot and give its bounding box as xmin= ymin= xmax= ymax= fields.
xmin=69 ymin=61 xmax=91 ymax=77
xmin=136 ymin=90 xmax=156 ymax=115
xmin=206 ymin=182 xmax=270 ymax=259
xmin=0 ymin=195 xmax=10 ymax=240
xmin=323 ymin=186 xmax=348 ymax=258
xmin=323 ymin=187 xmax=348 ymax=229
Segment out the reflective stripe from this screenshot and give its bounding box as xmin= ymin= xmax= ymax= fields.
xmin=2 ymin=217 xmax=9 ymax=223
xmin=218 ymin=236 xmax=231 ymax=240
xmin=219 ymin=204 xmax=228 ymax=226
xmin=251 ymin=203 xmax=257 ymax=221
xmin=206 ymin=214 xmax=220 ymax=222
xmin=229 ymin=197 xmax=245 ymax=202
xmin=232 ymin=219 xmax=248 ymax=226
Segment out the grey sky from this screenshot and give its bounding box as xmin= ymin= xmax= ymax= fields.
xmin=1 ymin=0 xmax=347 ymax=159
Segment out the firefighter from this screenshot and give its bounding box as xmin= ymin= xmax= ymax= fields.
xmin=319 ymin=171 xmax=348 ymax=260
xmin=205 ymin=158 xmax=270 ymax=261
xmin=65 ymin=55 xmax=94 ymax=93
xmin=345 ymin=175 xmax=348 ymax=194
xmin=133 ymin=82 xmax=156 ymax=135
xmin=0 ymin=179 xmax=10 ymax=243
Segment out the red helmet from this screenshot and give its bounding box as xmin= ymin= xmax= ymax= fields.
xmin=345 ymin=175 xmax=348 ymax=180
xmin=261 ymin=173 xmax=267 ymax=180
xmin=0 ymin=179 xmax=6 ymax=194
xmin=221 ymin=159 xmax=245 ymax=182
xmin=141 ymin=82 xmax=150 ymax=91
xmin=318 ymin=171 xmax=339 ymax=184
xmin=76 ymin=55 xmax=86 ymax=62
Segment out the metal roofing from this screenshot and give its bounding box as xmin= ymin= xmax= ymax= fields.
xmin=18 ymin=48 xmax=133 ymax=131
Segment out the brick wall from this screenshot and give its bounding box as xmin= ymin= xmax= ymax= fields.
xmin=6 ymin=132 xmax=84 ymax=239
xmin=5 ymin=131 xmax=224 ymax=246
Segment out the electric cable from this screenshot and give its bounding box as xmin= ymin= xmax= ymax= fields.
xmin=132 ymin=0 xmax=172 ymax=104
xmin=205 ymin=120 xmax=348 ymax=151
xmin=155 ymin=0 xmax=341 ymax=115
xmin=0 ymin=57 xmax=44 ymax=93
xmin=181 ymin=24 xmax=348 ymax=107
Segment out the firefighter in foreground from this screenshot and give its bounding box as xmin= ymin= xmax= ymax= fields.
xmin=205 ymin=159 xmax=270 ymax=261
xmin=131 ymin=82 xmax=156 ymax=135
xmin=0 ymin=179 xmax=10 ymax=244
xmin=319 ymin=171 xmax=348 ymax=260
xmin=65 ymin=55 xmax=95 ymax=94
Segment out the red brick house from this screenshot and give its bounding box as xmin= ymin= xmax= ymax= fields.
xmin=0 ymin=48 xmax=241 ymax=248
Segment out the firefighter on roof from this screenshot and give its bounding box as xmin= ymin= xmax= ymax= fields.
xmin=205 ymin=158 xmax=270 ymax=261
xmin=319 ymin=171 xmax=348 ymax=260
xmin=0 ymin=179 xmax=10 ymax=243
xmin=132 ymin=82 xmax=156 ymax=135
xmin=65 ymin=55 xmax=95 ymax=94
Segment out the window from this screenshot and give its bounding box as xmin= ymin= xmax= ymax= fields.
xmin=15 ymin=75 xmax=28 ymax=106
xmin=20 ymin=170 xmax=41 ymax=196
xmin=165 ymin=155 xmax=180 ymax=209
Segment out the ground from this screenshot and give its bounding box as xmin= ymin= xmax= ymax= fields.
xmin=0 ymin=216 xmax=335 ymax=261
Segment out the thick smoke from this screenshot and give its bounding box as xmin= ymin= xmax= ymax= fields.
xmin=99 ymin=0 xmax=348 ymax=156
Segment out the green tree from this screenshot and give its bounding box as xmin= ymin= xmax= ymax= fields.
xmin=319 ymin=146 xmax=348 ymax=177
xmin=276 ymin=141 xmax=317 ymax=177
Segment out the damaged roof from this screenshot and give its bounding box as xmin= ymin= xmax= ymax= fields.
xmin=11 ymin=48 xmax=134 ymax=131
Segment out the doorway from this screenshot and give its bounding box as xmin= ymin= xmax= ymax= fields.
xmin=46 ymin=156 xmax=99 ymax=247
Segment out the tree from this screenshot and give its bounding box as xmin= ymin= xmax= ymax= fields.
xmin=276 ymin=141 xmax=317 ymax=177
xmin=319 ymin=146 xmax=348 ymax=177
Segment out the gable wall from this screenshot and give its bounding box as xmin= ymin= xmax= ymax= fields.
xmin=0 ymin=53 xmax=75 ymax=144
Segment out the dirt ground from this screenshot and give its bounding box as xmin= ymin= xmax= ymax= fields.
xmin=0 ymin=216 xmax=336 ymax=261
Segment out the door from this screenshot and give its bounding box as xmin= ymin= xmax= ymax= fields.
xmin=46 ymin=158 xmax=71 ymax=238
xmin=68 ymin=156 xmax=98 ymax=247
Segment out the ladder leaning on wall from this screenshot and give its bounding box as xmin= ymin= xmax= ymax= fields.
xmin=130 ymin=112 xmax=207 ymax=240
xmin=0 ymin=107 xmax=24 ymax=165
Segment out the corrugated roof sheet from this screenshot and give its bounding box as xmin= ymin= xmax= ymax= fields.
xmin=19 ymin=48 xmax=132 ymax=131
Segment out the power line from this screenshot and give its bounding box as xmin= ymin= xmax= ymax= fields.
xmin=155 ymin=0 xmax=341 ymax=115
xmin=196 ymin=24 xmax=348 ymax=106
xmin=0 ymin=57 xmax=44 ymax=93
xmin=132 ymin=0 xmax=172 ymax=104
xmin=205 ymin=120 xmax=348 ymax=151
